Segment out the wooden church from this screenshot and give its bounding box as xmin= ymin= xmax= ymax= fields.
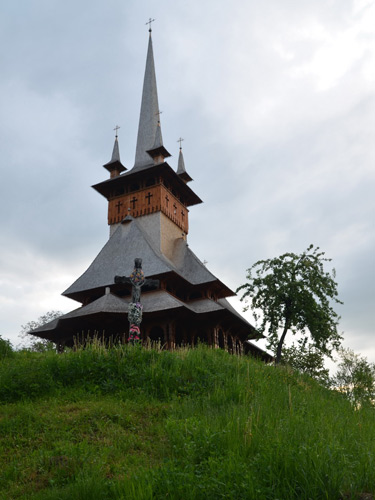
xmin=31 ymin=28 xmax=270 ymax=361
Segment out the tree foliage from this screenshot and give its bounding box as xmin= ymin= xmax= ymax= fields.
xmin=19 ymin=310 xmax=62 ymax=352
xmin=333 ymin=347 xmax=375 ymax=408
xmin=0 ymin=335 xmax=14 ymax=359
xmin=237 ymin=244 xmax=342 ymax=363
xmin=281 ymin=342 xmax=330 ymax=387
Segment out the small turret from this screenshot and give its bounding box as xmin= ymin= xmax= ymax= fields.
xmin=103 ymin=126 xmax=126 ymax=178
xmin=146 ymin=117 xmax=171 ymax=164
xmin=176 ymin=138 xmax=192 ymax=183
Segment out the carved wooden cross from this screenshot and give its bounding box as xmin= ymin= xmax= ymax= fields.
xmin=115 ymin=258 xmax=159 ymax=302
xmin=115 ymin=259 xmax=159 ymax=344
xmin=115 ymin=200 xmax=123 ymax=214
xmin=145 ymin=192 xmax=153 ymax=205
xmin=130 ymin=196 xmax=138 ymax=209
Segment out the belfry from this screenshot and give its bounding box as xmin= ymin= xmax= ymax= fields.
xmin=31 ymin=28 xmax=270 ymax=360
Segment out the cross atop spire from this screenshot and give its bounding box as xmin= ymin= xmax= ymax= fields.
xmin=113 ymin=125 xmax=120 ymax=138
xmin=177 ymin=137 xmax=184 ymax=149
xmin=145 ymin=18 xmax=155 ymax=32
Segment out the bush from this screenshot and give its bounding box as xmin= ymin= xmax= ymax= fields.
xmin=0 ymin=336 xmax=14 ymax=359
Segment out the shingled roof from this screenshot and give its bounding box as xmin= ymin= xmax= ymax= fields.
xmin=63 ymin=216 xmax=233 ymax=302
xmin=33 ymin=291 xmax=256 ymax=339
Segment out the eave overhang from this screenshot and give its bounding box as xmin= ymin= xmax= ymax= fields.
xmin=146 ymin=145 xmax=171 ymax=160
xmin=62 ymin=269 xmax=235 ymax=304
xmin=92 ymin=161 xmax=202 ymax=207
xmin=103 ymin=159 xmax=127 ymax=175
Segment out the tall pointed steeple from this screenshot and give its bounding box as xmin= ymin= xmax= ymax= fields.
xmin=133 ymin=29 xmax=167 ymax=169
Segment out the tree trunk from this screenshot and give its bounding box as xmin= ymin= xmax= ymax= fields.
xmin=276 ymin=320 xmax=290 ymax=364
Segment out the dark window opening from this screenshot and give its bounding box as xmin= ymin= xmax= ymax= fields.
xmin=218 ymin=329 xmax=225 ymax=349
xmin=227 ymin=335 xmax=233 ymax=354
xmin=175 ymin=289 xmax=186 ymax=301
xmin=196 ymin=330 xmax=209 ymax=345
xmin=148 ymin=326 xmax=165 ymax=346
xmin=175 ymin=328 xmax=185 ymax=347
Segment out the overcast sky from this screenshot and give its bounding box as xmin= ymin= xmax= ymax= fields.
xmin=1 ymin=0 xmax=374 ymax=363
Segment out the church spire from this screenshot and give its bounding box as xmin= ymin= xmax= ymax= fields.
xmin=133 ymin=28 xmax=168 ymax=169
xmin=110 ymin=126 xmax=121 ymax=163
xmin=103 ymin=126 xmax=126 ymax=178
xmin=176 ymin=138 xmax=192 ymax=183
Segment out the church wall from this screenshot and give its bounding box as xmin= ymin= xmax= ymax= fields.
xmin=135 ymin=212 xmax=186 ymax=262
xmin=136 ymin=212 xmax=161 ymax=250
xmin=160 ymin=213 xmax=187 ymax=261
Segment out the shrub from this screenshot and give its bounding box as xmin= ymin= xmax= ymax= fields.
xmin=0 ymin=335 xmax=14 ymax=359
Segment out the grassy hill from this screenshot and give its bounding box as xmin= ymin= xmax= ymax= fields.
xmin=0 ymin=343 xmax=375 ymax=499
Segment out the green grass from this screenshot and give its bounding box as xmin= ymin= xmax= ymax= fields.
xmin=0 ymin=344 xmax=375 ymax=499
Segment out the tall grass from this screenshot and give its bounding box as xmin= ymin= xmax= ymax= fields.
xmin=1 ymin=344 xmax=375 ymax=499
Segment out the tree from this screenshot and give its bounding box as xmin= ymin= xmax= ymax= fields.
xmin=19 ymin=310 xmax=62 ymax=352
xmin=237 ymin=244 xmax=342 ymax=364
xmin=281 ymin=342 xmax=330 ymax=387
xmin=332 ymin=347 xmax=375 ymax=408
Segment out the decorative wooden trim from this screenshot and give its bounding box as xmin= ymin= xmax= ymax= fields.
xmin=108 ymin=184 xmax=189 ymax=234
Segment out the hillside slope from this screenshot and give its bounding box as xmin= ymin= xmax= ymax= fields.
xmin=0 ymin=345 xmax=374 ymax=499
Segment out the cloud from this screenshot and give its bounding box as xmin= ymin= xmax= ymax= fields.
xmin=0 ymin=0 xmax=374 ymax=366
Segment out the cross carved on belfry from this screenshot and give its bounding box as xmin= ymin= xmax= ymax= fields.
xmin=145 ymin=192 xmax=153 ymax=205
xmin=130 ymin=196 xmax=138 ymax=209
xmin=115 ymin=200 xmax=123 ymax=214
